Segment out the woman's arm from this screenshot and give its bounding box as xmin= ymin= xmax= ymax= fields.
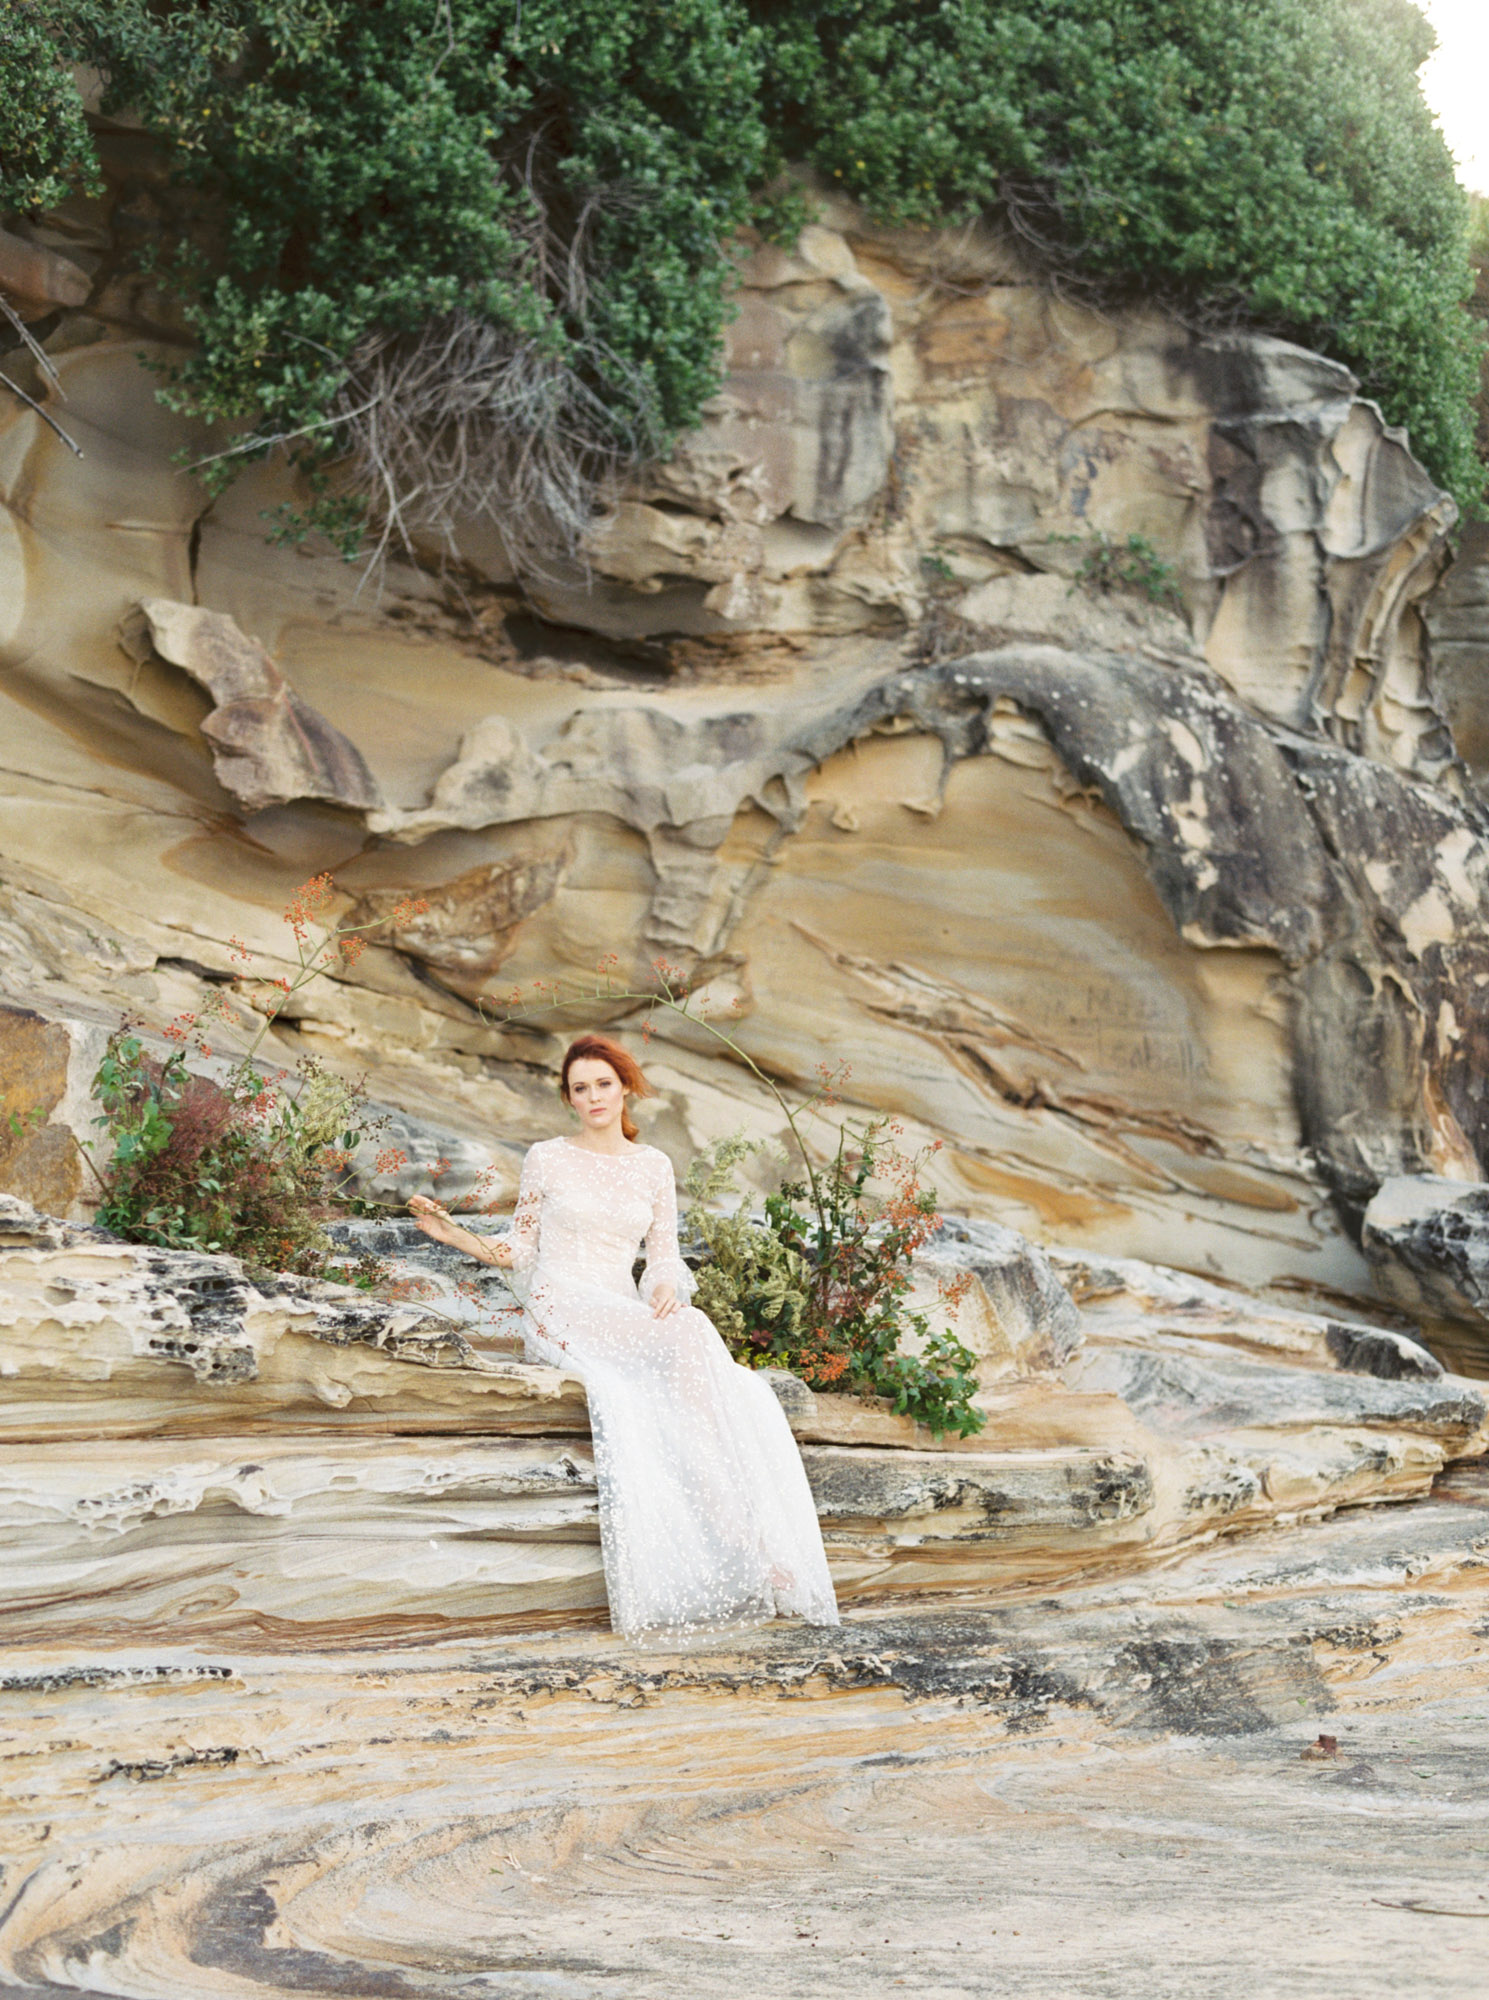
xmin=408 ymin=1196 xmax=513 ymax=1266
xmin=640 ymin=1153 xmax=694 ymax=1320
xmin=409 ymin=1145 xmax=543 ymax=1270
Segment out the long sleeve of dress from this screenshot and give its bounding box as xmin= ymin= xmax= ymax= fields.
xmin=638 ymin=1154 xmax=696 ymax=1305
xmin=504 ymin=1145 xmax=544 ymax=1273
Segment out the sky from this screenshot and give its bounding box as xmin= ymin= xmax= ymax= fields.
xmin=1418 ymin=0 xmax=1489 ymax=196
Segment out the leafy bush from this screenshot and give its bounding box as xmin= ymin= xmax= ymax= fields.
xmin=91 ymin=1024 xmax=379 ymax=1275
xmin=685 ymin=1135 xmax=818 ymax=1358
xmin=45 ymin=0 xmax=772 ymax=567
xmin=759 ymin=0 xmax=1483 ymax=506
xmin=0 ymin=1 xmax=99 ymax=217
xmin=684 ymin=1126 xmax=985 ymax=1439
xmin=5 ymin=1 xmax=1479 ymax=542
xmin=86 ymin=873 xmax=425 ymax=1275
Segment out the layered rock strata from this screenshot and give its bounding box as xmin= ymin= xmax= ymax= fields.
xmin=3 ymin=1488 xmax=1486 ymax=2000
xmin=1363 ymin=1172 xmax=1489 ymax=1352
xmin=4 ymin=1197 xmax=1481 ymax=1648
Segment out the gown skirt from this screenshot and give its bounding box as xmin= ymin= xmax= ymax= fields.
xmin=503 ymin=1137 xmax=840 ymax=1638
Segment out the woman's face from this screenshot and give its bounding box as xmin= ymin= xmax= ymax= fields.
xmin=565 ymin=1057 xmax=626 ymax=1132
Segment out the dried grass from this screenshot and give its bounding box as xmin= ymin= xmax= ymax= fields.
xmin=199 ymin=159 xmax=663 ymax=592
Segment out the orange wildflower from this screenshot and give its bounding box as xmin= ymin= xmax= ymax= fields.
xmin=285 ymin=872 xmax=336 ymax=943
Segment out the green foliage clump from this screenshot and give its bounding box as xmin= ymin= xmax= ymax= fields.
xmin=85 ymin=875 xmax=424 ymax=1277
xmin=685 ymin=1127 xmax=985 ymax=1439
xmin=0 ymin=1 xmax=100 ymax=217
xmin=2 ymin=1 xmax=1481 ymax=532
xmin=685 ymin=1135 xmax=815 ymax=1356
xmin=91 ymin=1023 xmax=379 ymax=1277
xmin=1067 ymin=530 xmax=1185 ymax=611
xmin=46 ymin=0 xmax=772 ymax=558
xmin=759 ymin=0 xmax=1483 ymax=506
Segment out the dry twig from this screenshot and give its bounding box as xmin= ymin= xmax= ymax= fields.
xmin=0 ymin=294 xmax=83 ymax=457
xmin=203 ymin=157 xmax=663 ymax=591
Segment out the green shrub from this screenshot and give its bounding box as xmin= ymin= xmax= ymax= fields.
xmin=759 ymin=0 xmax=1483 ymax=505
xmin=684 ymin=1126 xmax=985 ymax=1439
xmin=90 ymin=1024 xmax=379 ymax=1276
xmin=45 ymin=0 xmax=772 ymax=563
xmin=84 ymin=872 xmax=425 ymax=1276
xmin=4 ymin=1 xmax=1480 ymax=538
xmin=0 ymin=1 xmax=100 ymax=216
xmin=1067 ymin=530 xmax=1185 ymax=612
xmin=684 ymin=1134 xmax=817 ymax=1357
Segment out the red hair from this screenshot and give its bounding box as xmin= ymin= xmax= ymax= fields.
xmin=560 ymin=1034 xmax=650 ymax=1142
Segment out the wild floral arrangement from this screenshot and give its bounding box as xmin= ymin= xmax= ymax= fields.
xmin=489 ymin=959 xmax=984 ymax=1438
xmin=87 ymin=874 xmax=426 ymax=1279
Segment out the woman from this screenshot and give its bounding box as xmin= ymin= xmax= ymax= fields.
xmin=409 ymin=1034 xmax=839 ymax=1639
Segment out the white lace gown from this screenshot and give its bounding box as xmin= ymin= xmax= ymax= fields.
xmin=502 ymin=1137 xmax=839 ymax=1638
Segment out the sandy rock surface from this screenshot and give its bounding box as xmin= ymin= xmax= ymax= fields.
xmin=2 ymin=194 xmax=1487 ymax=1341
xmin=3 ymin=1484 xmax=1486 ymax=1999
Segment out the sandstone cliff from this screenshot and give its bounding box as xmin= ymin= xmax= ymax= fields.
xmin=2 ymin=182 xmax=1488 ymax=1345
xmin=5 ymin=182 xmax=1489 ymax=2000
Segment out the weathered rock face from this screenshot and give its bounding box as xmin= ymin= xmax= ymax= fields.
xmin=0 ymin=1003 xmax=102 ymax=1217
xmin=7 ymin=172 xmax=1489 ymax=2000
xmin=1362 ymin=1174 xmax=1489 ymax=1335
xmin=122 ymin=598 xmax=384 ymax=814
xmin=1 ymin=186 xmax=1487 ymax=1337
xmin=3 ymin=1197 xmax=1482 ymax=1647
xmin=1425 ymin=517 xmax=1489 ymax=787
xmin=0 ymin=1195 xmax=590 ymax=1445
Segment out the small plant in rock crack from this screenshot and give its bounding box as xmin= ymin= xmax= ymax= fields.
xmin=486 ymin=960 xmax=984 ymax=1437
xmin=1066 ymin=530 xmax=1185 ymax=613
xmin=87 ymin=875 xmax=428 ymax=1277
xmin=321 ymin=1249 xmax=390 ymax=1292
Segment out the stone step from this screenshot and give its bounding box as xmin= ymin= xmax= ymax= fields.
xmin=0 ymin=1197 xmax=1144 ymax=1457
xmin=6 ymin=1410 xmax=1477 ymax=1649
xmin=0 ymin=1434 xmax=1167 ymax=1645
xmin=0 ymin=1199 xmax=590 ymax=1442
xmin=4 ymin=1191 xmax=1486 ymax=1651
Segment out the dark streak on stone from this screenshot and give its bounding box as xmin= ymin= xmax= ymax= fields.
xmin=96 ymin=1745 xmax=239 ymax=1783
xmin=188 ymin=1875 xmax=617 ymax=1996
xmin=1324 ymin=1322 xmax=1443 ymax=1381
xmin=0 ymin=1664 xmax=234 ymax=1695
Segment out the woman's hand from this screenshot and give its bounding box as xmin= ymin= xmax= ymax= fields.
xmin=408 ymin=1194 xmax=461 ymax=1247
xmin=650 ymin=1283 xmax=679 ymax=1320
